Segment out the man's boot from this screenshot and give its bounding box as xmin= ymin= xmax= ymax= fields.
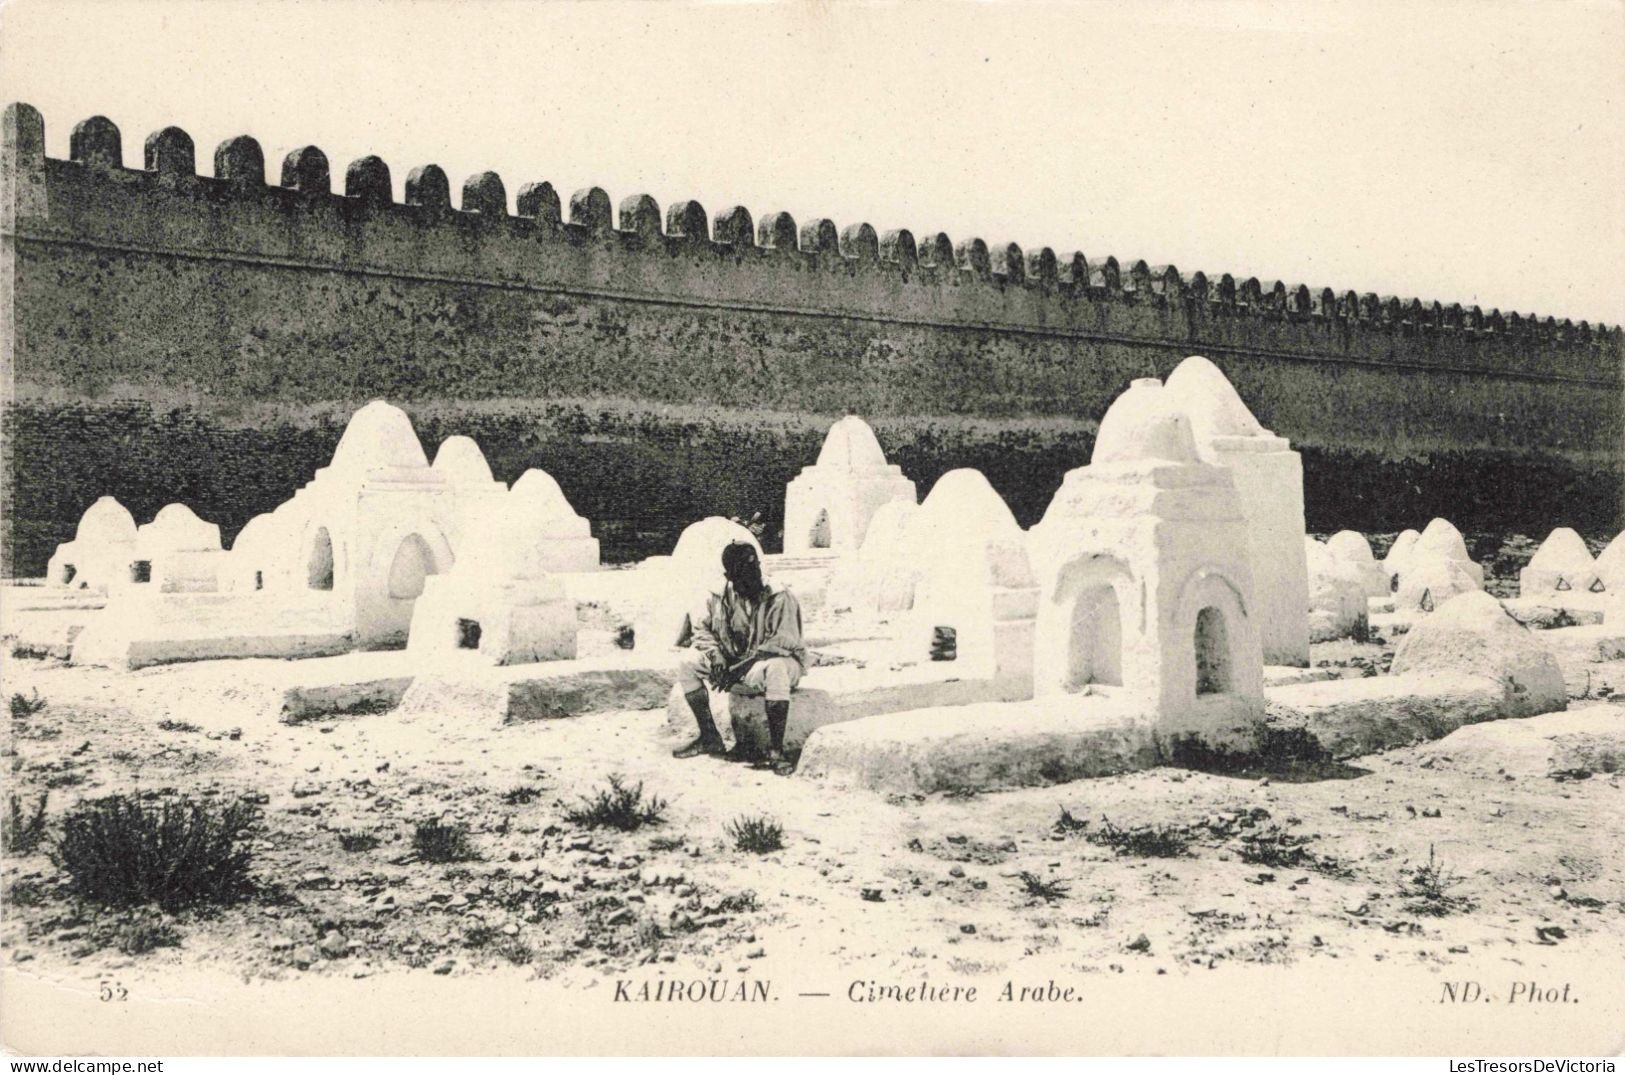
xmin=672 ymin=689 xmax=727 ymax=759
xmin=761 ymin=699 xmax=795 ymax=775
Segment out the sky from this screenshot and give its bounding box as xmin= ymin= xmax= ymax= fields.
xmin=2 ymin=0 xmax=1622 ymax=325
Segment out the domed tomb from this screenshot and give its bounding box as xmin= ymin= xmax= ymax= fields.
xmin=1325 ymin=530 xmax=1387 ymax=598
xmin=784 ymin=415 xmax=917 ymax=554
xmin=904 ymin=469 xmax=1036 ymax=690
xmin=1519 ymin=527 xmax=1599 ymax=596
xmin=406 ymin=476 xmax=580 ymax=666
xmin=328 ymin=400 xmax=430 ymax=476
xmin=1163 ymin=357 xmax=1310 ymax=666
xmin=1306 ymin=537 xmax=1369 ymax=642
xmin=1030 ymin=375 xmax=1265 ymax=751
xmin=47 ymin=496 xmax=139 ymax=593
xmin=127 ymin=503 xmax=224 ymax=593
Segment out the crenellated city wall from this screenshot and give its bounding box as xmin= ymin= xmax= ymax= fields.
xmin=3 ymin=102 xmax=1621 ymax=573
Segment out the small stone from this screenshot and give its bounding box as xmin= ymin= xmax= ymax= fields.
xmin=1343 ymin=900 xmax=1369 ymax=916
xmin=948 ymin=867 xmax=965 ymax=879
xmin=1548 ymin=884 xmax=1566 ymax=900
xmin=1127 ymin=934 xmax=1151 ymax=953
xmin=318 ymin=930 xmax=349 ymax=958
xmin=433 ymin=958 xmax=457 ymax=975
xmin=960 ymin=924 xmax=977 ymax=935
xmin=291 ymin=945 xmax=321 ymax=968
xmin=746 ymin=947 xmax=765 ymax=959
xmin=502 ymin=924 xmax=519 ymax=936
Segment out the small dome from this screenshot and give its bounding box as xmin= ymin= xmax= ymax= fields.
xmin=1092 ymin=379 xmax=1200 ymax=465
xmin=1326 ymin=530 xmax=1377 ymax=566
xmin=330 ymin=400 xmax=428 ymax=474
xmin=916 ymin=469 xmax=1022 ymax=541
xmin=1526 ymin=527 xmax=1595 ymax=574
xmin=432 ymin=436 xmax=494 ymax=485
xmin=74 ymin=496 xmax=137 ymax=544
xmin=859 ymin=498 xmax=919 ymax=558
xmin=670 ymin=517 xmax=762 ymax=580
xmin=1594 ymin=531 xmax=1625 ymax=588
xmin=815 ymin=416 xmax=889 ymax=470
xmin=1383 ymin=529 xmax=1421 ymax=571
xmin=509 ymin=469 xmax=590 ymax=537
xmin=230 ymin=512 xmax=277 ymax=554
xmin=141 ymin=503 xmax=221 ymax=551
xmin=1415 ymin=517 xmax=1471 ymax=563
xmin=1164 ymin=355 xmax=1267 ymax=440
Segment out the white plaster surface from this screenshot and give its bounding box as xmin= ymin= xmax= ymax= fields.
xmin=1520 ymin=527 xmax=1600 ymax=597
xmin=783 ymin=416 xmax=916 ymax=555
xmin=1165 ymin=356 xmax=1310 ymax=666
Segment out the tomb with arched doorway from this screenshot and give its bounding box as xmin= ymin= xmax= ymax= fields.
xmin=783 ymin=416 xmax=917 ymax=556
xmin=1164 ymin=356 xmax=1309 ymax=666
xmin=71 ymin=401 xmax=478 ymax=666
xmin=1028 ymin=377 xmax=1265 ymax=752
xmin=47 ymin=497 xmax=139 ymax=596
xmin=118 ymin=504 xmax=224 ymax=595
xmin=904 ymin=469 xmax=1037 ymax=696
xmin=407 ymin=468 xmax=583 ymax=665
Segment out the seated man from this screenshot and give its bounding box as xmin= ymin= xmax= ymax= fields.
xmin=672 ymin=541 xmax=807 ymax=775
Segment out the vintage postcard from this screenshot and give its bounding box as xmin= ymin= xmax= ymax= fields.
xmin=1 ymin=0 xmax=1622 ymax=1058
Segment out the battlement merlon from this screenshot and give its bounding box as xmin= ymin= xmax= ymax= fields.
xmin=3 ymin=102 xmax=1621 ymax=375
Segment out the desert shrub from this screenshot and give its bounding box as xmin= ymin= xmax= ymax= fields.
xmin=1053 ymin=806 xmax=1088 ymax=834
xmin=648 ymin=835 xmax=685 ymax=852
xmin=1018 ymin=871 xmax=1070 ymax=902
xmin=412 ymin=818 xmax=479 ymax=864
xmin=1401 ymin=844 xmax=1473 ymax=916
xmin=1235 ymin=825 xmax=1351 ymax=878
xmin=4 ymin=793 xmax=49 ymax=854
xmin=492 ymin=937 xmax=534 ymax=966
xmin=726 ymin=815 xmax=784 ymax=854
xmin=10 ymin=690 xmax=47 ymax=720
xmin=462 ymin=923 xmax=500 ymax=949
xmin=565 ymin=775 xmax=667 ymax=832
xmin=54 ymin=794 xmax=258 ymax=909
xmin=338 ymin=831 xmax=380 ymax=853
xmin=156 ymin=718 xmax=201 ymax=733
xmin=501 ymin=785 xmax=542 ymax=806
xmin=1088 ymin=816 xmax=1190 ymax=858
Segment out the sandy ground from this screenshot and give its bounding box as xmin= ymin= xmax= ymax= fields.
xmin=4 ymin=645 xmax=1622 ymax=992
xmin=3 ymin=533 xmax=1624 ymax=1054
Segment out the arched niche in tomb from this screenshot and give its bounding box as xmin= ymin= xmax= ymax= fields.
xmin=387 ymin=532 xmax=437 ymax=600
xmin=307 ymin=526 xmax=336 ymax=591
xmin=809 ymin=509 xmax=832 ymax=550
xmin=1174 ymin=568 xmax=1257 ymax=706
xmin=363 ymin=522 xmax=453 ymax=647
xmin=1033 ymin=553 xmax=1133 ymax=696
xmin=1194 ymin=606 xmax=1231 ymax=695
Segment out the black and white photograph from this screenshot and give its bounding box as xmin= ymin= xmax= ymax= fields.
xmin=0 ymin=0 xmax=1621 ymax=1058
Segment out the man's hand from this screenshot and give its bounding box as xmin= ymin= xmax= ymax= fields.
xmin=714 ymin=653 xmax=759 ymax=692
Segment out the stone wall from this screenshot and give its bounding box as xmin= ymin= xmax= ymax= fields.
xmin=3 ymin=103 xmax=1621 ymax=574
